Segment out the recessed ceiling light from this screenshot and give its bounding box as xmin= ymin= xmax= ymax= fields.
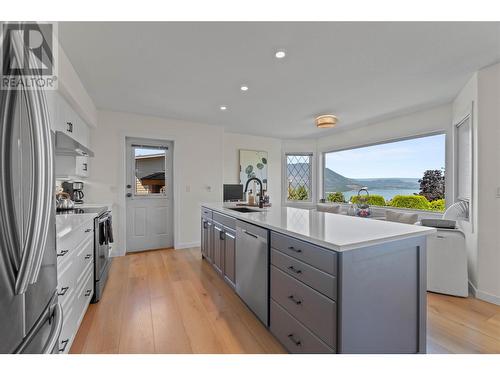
xmin=315 ymin=115 xmax=338 ymax=129
xmin=275 ymin=50 xmax=286 ymax=59
xmin=220 ymin=106 xmax=227 ymax=111
xmin=240 ymin=85 xmax=249 ymax=92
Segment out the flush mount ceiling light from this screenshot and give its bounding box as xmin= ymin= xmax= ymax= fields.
xmin=240 ymin=85 xmax=249 ymax=92
xmin=315 ymin=114 xmax=338 ymax=129
xmin=220 ymin=105 xmax=227 ymax=111
xmin=275 ymin=50 xmax=286 ymax=59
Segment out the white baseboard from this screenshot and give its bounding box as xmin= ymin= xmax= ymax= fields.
xmin=175 ymin=241 xmax=201 ymax=250
xmin=476 ymin=289 xmax=500 ymax=306
xmin=468 ymin=280 xmax=477 ymax=297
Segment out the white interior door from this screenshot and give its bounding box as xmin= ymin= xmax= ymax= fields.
xmin=126 ymin=137 xmax=173 ymax=252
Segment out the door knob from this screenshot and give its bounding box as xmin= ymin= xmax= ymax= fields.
xmin=126 ymin=193 xmax=132 ymax=198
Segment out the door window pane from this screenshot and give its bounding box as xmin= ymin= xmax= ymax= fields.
xmin=134 ymin=147 xmax=166 ymax=195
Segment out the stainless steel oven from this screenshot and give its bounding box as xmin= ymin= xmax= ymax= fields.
xmin=92 ymin=210 xmax=113 ymax=303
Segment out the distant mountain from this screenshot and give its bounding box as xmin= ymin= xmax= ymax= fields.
xmin=354 ymin=178 xmax=420 ymax=190
xmin=324 ymin=168 xmax=362 ymax=191
xmin=287 ymin=163 xmax=420 ymax=192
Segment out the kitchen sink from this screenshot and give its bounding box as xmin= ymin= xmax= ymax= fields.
xmin=227 ymin=207 xmax=260 ymax=213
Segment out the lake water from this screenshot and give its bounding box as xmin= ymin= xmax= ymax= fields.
xmin=341 ymin=188 xmax=419 ymax=202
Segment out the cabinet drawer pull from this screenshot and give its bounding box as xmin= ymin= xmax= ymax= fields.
xmin=59 ymin=339 xmax=69 ymax=352
xmin=287 ymin=265 xmax=302 ymax=274
xmin=85 ymin=254 xmax=92 ymax=260
xmin=58 ymin=287 xmax=69 ymax=296
xmin=287 ymin=333 xmax=302 ymax=347
xmin=288 ymin=295 xmax=302 ymax=305
xmin=436 ymin=235 xmax=445 ymax=239
xmin=288 ymin=246 xmax=302 ymax=253
xmin=57 ymin=250 xmax=69 ymax=257
xmin=84 ymin=289 xmax=92 ymax=297
xmin=85 ymin=228 xmax=92 ymax=233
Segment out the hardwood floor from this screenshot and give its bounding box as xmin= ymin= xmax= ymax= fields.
xmin=70 ymin=248 xmax=285 ymax=354
xmin=70 ymin=248 xmax=500 ymax=354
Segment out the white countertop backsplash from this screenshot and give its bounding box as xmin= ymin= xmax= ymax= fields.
xmin=203 ymin=202 xmax=436 ymax=252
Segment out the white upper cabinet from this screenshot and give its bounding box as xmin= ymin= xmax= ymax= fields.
xmin=53 ymin=93 xmax=91 ymax=149
xmin=45 ymin=90 xmax=58 ymax=132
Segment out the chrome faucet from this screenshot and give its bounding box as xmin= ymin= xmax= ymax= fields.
xmin=244 ymin=177 xmax=264 ymax=208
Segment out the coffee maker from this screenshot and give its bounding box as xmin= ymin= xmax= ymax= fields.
xmin=62 ymin=181 xmax=85 ymax=204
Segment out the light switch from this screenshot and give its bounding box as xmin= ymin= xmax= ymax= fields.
xmin=185 ymin=185 xmax=191 ymax=193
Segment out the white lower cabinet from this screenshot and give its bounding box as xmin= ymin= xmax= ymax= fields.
xmin=56 ymin=218 xmax=95 ymax=354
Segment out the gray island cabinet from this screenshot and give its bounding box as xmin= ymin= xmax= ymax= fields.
xmin=200 ymin=204 xmax=434 ymax=354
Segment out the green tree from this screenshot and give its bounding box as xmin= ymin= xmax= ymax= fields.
xmin=389 ymin=195 xmax=431 ymax=210
xmin=288 ymin=185 xmax=309 ymax=200
xmin=350 ymin=194 xmax=386 ymax=206
xmin=429 ymin=199 xmax=446 ymax=212
xmin=326 ymin=192 xmax=345 ymax=203
xmin=419 ymin=169 xmax=445 ymax=201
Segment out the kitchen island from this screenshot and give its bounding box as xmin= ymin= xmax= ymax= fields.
xmin=201 ymin=203 xmax=436 ymax=354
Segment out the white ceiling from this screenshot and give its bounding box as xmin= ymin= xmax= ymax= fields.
xmin=58 ymin=22 xmax=500 ymax=139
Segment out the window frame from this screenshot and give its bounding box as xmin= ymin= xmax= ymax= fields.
xmin=284 ymin=152 xmax=314 ymax=204
xmin=321 ymin=131 xmax=447 ymax=211
xmin=454 ymin=111 xmax=473 ymax=223
xmin=131 ymin=144 xmax=169 ymax=199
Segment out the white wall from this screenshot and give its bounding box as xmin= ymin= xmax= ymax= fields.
xmin=223 ymin=132 xmax=282 ymax=203
xmin=476 ymin=63 xmax=500 ymax=304
xmin=86 ymin=110 xmax=224 ymax=256
xmin=56 ymin=39 xmax=98 ymax=127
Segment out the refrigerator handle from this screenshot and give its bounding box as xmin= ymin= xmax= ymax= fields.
xmin=42 ymin=303 xmax=63 ymax=354
xmin=4 ymin=29 xmax=54 ymax=294
xmin=0 ymin=75 xmax=19 ymax=292
xmin=14 ymin=300 xmax=63 ymax=354
xmin=26 ymin=77 xmax=54 ymax=285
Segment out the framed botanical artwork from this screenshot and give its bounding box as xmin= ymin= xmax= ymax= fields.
xmin=239 ymin=149 xmax=268 ymax=191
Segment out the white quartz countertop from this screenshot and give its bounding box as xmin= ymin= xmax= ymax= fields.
xmin=56 ymin=213 xmax=96 ymax=240
xmin=202 ymin=203 xmax=436 ymax=252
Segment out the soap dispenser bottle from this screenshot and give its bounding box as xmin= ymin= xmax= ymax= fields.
xmin=248 ymin=189 xmax=255 ymax=206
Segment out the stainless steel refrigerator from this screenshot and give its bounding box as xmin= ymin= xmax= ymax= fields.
xmin=0 ymin=31 xmax=62 ymax=353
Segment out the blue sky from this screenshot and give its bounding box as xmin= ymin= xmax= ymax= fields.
xmin=135 ymin=148 xmax=166 ymax=157
xmin=324 ymin=134 xmax=445 ymax=179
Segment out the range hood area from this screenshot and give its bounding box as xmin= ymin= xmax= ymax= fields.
xmin=55 ymin=131 xmax=95 ymax=157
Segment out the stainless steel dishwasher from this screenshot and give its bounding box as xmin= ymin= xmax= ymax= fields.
xmin=235 ymin=220 xmax=269 ymax=326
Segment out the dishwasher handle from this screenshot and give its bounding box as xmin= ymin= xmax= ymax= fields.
xmin=242 ymin=229 xmax=259 ymax=239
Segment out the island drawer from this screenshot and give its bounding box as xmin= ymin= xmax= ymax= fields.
xmin=201 ymin=207 xmax=213 ymax=219
xmin=212 ymin=212 xmax=236 ymax=230
xmin=271 ymin=266 xmax=336 ymax=348
xmin=271 ymin=232 xmax=337 ymax=275
xmin=270 ymin=300 xmax=335 ymax=354
xmin=271 ymin=249 xmax=337 ymax=300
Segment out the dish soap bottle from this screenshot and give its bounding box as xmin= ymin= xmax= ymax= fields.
xmin=248 ymin=189 xmax=255 ymax=206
